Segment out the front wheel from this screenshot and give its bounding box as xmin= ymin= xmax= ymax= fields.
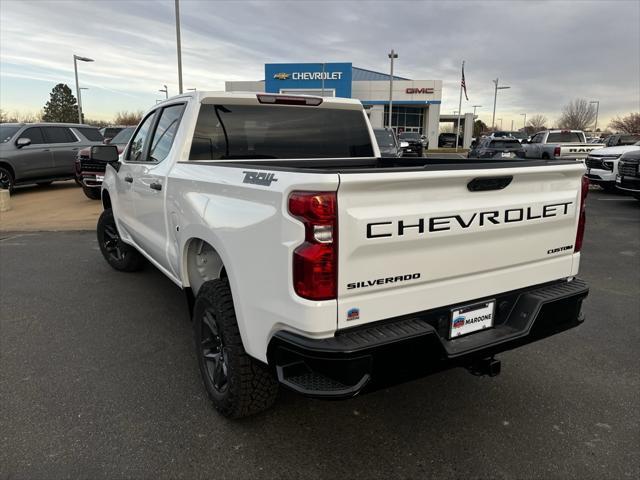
xmin=83 ymin=186 xmax=101 ymax=200
xmin=97 ymin=209 xmax=144 ymax=272
xmin=194 ymin=279 xmax=278 ymax=418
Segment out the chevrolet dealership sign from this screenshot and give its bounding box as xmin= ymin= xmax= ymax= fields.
xmin=265 ymin=63 xmax=352 ymax=97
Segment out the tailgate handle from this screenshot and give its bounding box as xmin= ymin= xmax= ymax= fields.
xmin=467 ymin=176 xmax=513 ymax=192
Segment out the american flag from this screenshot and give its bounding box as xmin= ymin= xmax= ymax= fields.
xmin=461 ymin=63 xmax=469 ymax=101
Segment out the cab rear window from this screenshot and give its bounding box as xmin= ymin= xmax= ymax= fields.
xmin=189 ymin=104 xmax=374 ymax=160
xmin=547 ymin=132 xmax=583 ymax=143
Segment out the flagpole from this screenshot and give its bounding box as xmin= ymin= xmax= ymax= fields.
xmin=455 ymin=60 xmax=464 ymax=152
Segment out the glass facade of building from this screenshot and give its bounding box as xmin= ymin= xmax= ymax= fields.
xmin=383 ymin=105 xmax=424 ymax=133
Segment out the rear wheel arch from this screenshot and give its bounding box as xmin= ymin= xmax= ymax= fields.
xmin=184 ymin=238 xmax=225 ymax=296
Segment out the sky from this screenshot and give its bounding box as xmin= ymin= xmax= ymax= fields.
xmin=1 ymin=0 xmax=639 ymax=129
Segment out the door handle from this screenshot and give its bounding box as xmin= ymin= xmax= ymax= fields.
xmin=150 ymin=182 xmax=162 ymax=191
xmin=124 ymin=176 xmax=133 ymax=183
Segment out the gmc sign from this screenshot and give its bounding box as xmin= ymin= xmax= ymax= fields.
xmin=406 ymin=87 xmax=434 ymax=94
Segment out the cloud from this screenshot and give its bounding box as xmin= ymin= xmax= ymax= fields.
xmin=1 ymin=0 xmax=638 ymax=126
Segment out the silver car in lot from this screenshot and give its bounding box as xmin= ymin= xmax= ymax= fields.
xmin=0 ymin=123 xmax=103 ymax=190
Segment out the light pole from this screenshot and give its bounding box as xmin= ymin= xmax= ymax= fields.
xmin=175 ymin=0 xmax=183 ymax=94
xmin=491 ymin=78 xmax=510 ymax=130
xmin=159 ymin=85 xmax=168 ymax=99
xmin=511 ymin=119 xmax=514 ymax=131
xmin=520 ymin=113 xmax=527 ymax=132
xmin=498 ymin=118 xmax=503 ymax=130
xmin=590 ymin=100 xmax=600 ymax=133
xmin=472 ymin=105 xmax=482 ymax=116
xmin=387 ymin=49 xmax=398 ymax=131
xmin=73 ymin=54 xmax=94 ymax=124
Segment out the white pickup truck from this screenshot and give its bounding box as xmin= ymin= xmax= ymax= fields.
xmin=92 ymin=92 xmax=589 ymax=418
xmin=522 ymin=129 xmax=604 ymax=160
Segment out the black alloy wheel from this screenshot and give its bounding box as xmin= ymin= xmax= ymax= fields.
xmin=200 ymin=309 xmax=229 ymax=393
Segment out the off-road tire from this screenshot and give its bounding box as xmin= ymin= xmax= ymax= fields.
xmin=97 ymin=209 xmax=144 ymax=272
xmin=83 ymin=185 xmax=102 ymax=200
xmin=194 ymin=279 xmax=278 ymax=418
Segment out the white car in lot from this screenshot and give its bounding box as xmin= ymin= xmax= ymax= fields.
xmin=585 ymin=141 xmax=640 ymax=191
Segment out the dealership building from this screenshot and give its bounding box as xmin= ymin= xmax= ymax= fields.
xmin=225 ymin=62 xmax=473 ymax=149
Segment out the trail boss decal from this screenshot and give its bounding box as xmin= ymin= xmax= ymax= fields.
xmin=242 ymin=171 xmax=278 ymax=186
xmin=366 ymin=202 xmax=573 ymax=239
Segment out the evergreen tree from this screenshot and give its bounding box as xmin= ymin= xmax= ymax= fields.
xmin=42 ymin=84 xmax=79 ymax=123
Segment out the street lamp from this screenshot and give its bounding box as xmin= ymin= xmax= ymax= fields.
xmin=387 ymin=49 xmax=398 ymax=131
xmin=159 ymin=85 xmax=168 ymax=99
xmin=175 ymin=0 xmax=183 ymax=94
xmin=472 ymin=105 xmax=482 ymax=116
xmin=491 ymin=78 xmax=510 ymax=130
xmin=520 ymin=113 xmax=527 ymax=131
xmin=73 ymin=54 xmax=94 ymax=124
xmin=590 ymin=100 xmax=600 ymax=133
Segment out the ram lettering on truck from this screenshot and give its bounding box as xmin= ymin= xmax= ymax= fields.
xmin=93 ymin=91 xmax=589 ymax=418
xmin=523 ymin=129 xmax=605 ymax=160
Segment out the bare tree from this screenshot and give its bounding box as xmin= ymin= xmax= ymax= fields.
xmin=527 ymin=114 xmax=548 ymax=132
xmin=1 ymin=110 xmax=42 ymax=123
xmin=558 ymin=98 xmax=596 ymax=130
xmin=114 ymin=110 xmax=144 ymax=126
xmin=608 ymin=113 xmax=640 ymax=133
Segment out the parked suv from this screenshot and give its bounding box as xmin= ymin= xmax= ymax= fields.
xmin=468 ymin=137 xmax=525 ymax=159
xmin=603 ymin=133 xmax=640 ymax=148
xmin=398 ymin=131 xmax=424 ymax=156
xmin=585 ymin=141 xmax=640 ymax=191
xmin=373 ymin=128 xmax=402 ymax=158
xmin=438 ymin=132 xmax=462 ymax=148
xmin=616 ymin=150 xmax=640 ymax=200
xmin=0 ymin=123 xmax=103 ymax=190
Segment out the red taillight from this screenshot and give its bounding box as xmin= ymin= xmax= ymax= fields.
xmin=289 ymin=191 xmax=337 ymax=300
xmin=257 ymin=94 xmax=323 ymax=106
xmin=574 ymin=175 xmax=589 ymax=252
xmin=554 ymin=146 xmax=561 ymax=157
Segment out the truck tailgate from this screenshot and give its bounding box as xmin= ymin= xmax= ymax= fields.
xmin=336 ymin=163 xmax=584 ymax=329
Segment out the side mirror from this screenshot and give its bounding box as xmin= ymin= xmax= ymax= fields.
xmin=400 ymin=141 xmax=409 ymax=148
xmin=16 ymin=138 xmax=31 ymax=148
xmin=90 ymin=145 xmax=119 ymax=163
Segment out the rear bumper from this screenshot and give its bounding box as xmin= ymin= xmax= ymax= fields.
xmin=267 ymin=278 xmax=588 ymax=399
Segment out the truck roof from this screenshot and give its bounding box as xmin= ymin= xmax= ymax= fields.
xmin=154 ymin=91 xmax=365 ymax=110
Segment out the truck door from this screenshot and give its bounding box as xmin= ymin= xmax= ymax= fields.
xmin=131 ymin=103 xmax=186 ymax=275
xmin=115 ymin=111 xmax=157 ymax=241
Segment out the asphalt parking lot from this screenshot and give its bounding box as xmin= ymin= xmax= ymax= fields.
xmin=1 ymin=189 xmax=639 ymax=480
